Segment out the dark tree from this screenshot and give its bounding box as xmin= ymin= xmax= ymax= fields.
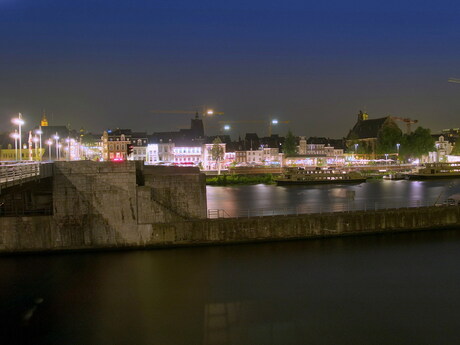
xmin=451 ymin=136 xmax=460 ymax=155
xmin=400 ymin=127 xmax=435 ymax=159
xmin=283 ymin=130 xmax=297 ymax=156
xmin=376 ymin=125 xmax=403 ymax=154
xmin=210 ymin=137 xmax=225 ymax=175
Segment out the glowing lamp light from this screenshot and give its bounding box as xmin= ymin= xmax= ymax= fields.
xmin=12 ymin=117 xmax=25 ymax=126
xmin=35 ymin=129 xmax=43 ymax=135
xmin=272 ymin=119 xmax=278 ymax=125
xmin=224 ymin=125 xmax=231 ymax=131
xmin=46 ymin=139 xmax=53 ymax=146
xmin=207 ymin=110 xmax=214 ymax=115
xmin=10 ymin=132 xmax=19 ymax=139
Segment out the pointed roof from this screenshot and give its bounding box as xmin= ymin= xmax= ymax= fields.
xmin=347 ymin=116 xmax=391 ymax=140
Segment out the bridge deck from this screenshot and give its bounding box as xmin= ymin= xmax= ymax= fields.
xmin=0 ymin=162 xmax=54 ymax=193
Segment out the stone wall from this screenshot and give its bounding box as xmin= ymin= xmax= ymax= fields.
xmin=0 ymin=161 xmax=207 ymax=250
xmin=137 ymin=165 xmax=207 ymax=224
xmin=1 ymin=206 xmax=459 ymax=253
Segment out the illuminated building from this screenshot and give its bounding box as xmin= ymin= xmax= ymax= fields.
xmin=173 ymin=142 xmax=202 ymax=166
xmin=145 ymin=144 xmax=159 ymax=165
xmin=102 ymin=130 xmax=131 ymax=161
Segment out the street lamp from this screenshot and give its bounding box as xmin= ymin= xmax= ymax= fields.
xmin=33 ymin=136 xmax=39 ymax=161
xmin=53 ymin=133 xmax=60 ymax=160
xmin=58 ymin=143 xmax=62 ymax=160
xmin=35 ymin=128 xmax=43 ymax=160
xmin=65 ymin=138 xmax=71 ymax=161
xmin=46 ymin=139 xmax=53 ymax=161
xmin=385 ymin=153 xmax=389 ymax=165
xmin=223 ymin=125 xmax=231 ymax=131
xmin=10 ymin=131 xmax=19 ymax=161
xmin=12 ymin=113 xmax=24 ymax=161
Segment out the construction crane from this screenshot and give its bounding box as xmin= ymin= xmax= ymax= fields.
xmin=390 ymin=116 xmax=418 ymax=134
xmin=448 ymin=78 xmax=460 ymax=84
xmin=218 ymin=119 xmax=290 ymax=137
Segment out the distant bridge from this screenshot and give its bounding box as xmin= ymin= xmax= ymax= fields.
xmin=0 ymin=162 xmax=54 ymax=194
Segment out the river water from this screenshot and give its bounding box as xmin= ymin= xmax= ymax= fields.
xmin=207 ymin=179 xmax=460 ymax=216
xmin=1 ymin=180 xmax=460 ymax=344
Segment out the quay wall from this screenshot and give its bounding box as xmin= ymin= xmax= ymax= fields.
xmin=1 ymin=206 xmax=459 ymax=253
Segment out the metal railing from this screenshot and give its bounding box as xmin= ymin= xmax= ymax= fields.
xmin=0 ymin=162 xmax=53 ymax=192
xmin=207 ymin=199 xmax=442 ymax=219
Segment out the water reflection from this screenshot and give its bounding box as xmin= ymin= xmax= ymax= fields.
xmin=207 ymin=180 xmax=460 ymax=216
xmin=2 ymin=231 xmax=460 ymax=344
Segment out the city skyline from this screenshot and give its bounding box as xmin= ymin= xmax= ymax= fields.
xmin=1 ymin=1 xmax=460 ymax=137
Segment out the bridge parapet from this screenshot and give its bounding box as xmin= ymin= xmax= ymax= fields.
xmin=0 ymin=162 xmax=54 ymax=193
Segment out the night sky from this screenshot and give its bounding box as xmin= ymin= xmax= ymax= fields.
xmin=1 ymin=0 xmax=460 ymax=138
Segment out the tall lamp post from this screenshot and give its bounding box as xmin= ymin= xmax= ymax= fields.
xmin=46 ymin=139 xmax=53 ymax=161
xmin=35 ymin=129 xmax=43 ymax=161
xmin=33 ymin=136 xmax=39 ymax=161
xmin=12 ymin=113 xmax=24 ymax=161
xmin=396 ymin=143 xmax=400 ymax=163
xmin=10 ymin=131 xmax=19 ymax=161
xmin=65 ymin=138 xmax=71 ymax=161
xmin=54 ymin=133 xmax=60 ymax=160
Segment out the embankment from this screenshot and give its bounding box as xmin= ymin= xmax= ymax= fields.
xmin=1 ymin=206 xmax=459 ymax=254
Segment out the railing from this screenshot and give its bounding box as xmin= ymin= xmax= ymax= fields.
xmin=0 ymin=162 xmax=53 ymax=192
xmin=207 ymin=199 xmax=442 ymax=219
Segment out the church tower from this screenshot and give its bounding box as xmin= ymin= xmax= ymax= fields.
xmin=40 ymin=111 xmax=49 ymax=127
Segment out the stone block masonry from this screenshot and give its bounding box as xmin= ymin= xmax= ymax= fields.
xmin=0 ymin=161 xmax=208 ymax=252
xmin=1 ymin=205 xmax=460 ymax=253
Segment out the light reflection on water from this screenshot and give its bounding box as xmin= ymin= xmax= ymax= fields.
xmin=2 ymin=231 xmax=460 ymax=344
xmin=207 ymin=180 xmax=460 ymax=216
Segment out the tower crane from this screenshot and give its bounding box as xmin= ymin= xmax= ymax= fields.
xmin=390 ymin=116 xmax=418 ymax=134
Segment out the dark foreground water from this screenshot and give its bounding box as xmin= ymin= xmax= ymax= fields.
xmin=2 ymin=230 xmax=460 ymax=345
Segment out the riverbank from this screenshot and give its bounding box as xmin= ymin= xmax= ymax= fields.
xmin=1 ymin=206 xmax=460 ymax=254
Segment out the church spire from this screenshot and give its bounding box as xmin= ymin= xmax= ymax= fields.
xmin=41 ymin=109 xmax=49 ymax=127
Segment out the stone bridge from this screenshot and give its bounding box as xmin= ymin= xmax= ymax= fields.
xmin=0 ymin=162 xmax=54 ymax=194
